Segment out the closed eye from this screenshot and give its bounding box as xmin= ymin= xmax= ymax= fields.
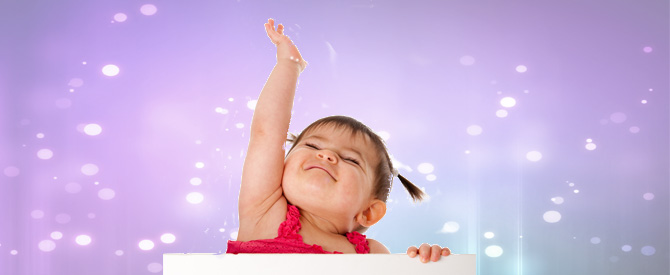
xmin=343 ymin=157 xmax=360 ymax=166
xmin=305 ymin=143 xmax=319 ymax=150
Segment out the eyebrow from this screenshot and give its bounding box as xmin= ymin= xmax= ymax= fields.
xmin=303 ymin=135 xmax=367 ymax=166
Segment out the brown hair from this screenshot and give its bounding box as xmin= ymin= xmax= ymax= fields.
xmin=286 ymin=116 xmax=425 ymax=203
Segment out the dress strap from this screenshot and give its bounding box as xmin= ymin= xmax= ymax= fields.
xmin=345 ymin=231 xmax=370 ymax=254
xmin=276 ymin=204 xmax=303 ymax=241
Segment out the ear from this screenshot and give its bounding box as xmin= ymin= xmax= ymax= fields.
xmin=356 ymin=199 xmax=386 ymax=227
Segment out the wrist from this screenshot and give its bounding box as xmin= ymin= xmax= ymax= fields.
xmin=276 ymin=58 xmax=306 ymax=73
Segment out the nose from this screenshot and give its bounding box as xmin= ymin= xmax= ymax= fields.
xmin=317 ymin=150 xmax=337 ymax=163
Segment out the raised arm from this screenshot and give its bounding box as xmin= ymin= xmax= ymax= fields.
xmin=237 ymin=19 xmax=307 ymax=240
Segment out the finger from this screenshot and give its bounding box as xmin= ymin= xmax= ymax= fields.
xmin=442 ymin=247 xmax=451 ymax=256
xmin=406 ymin=246 xmax=418 ymax=258
xmin=430 ymin=245 xmax=441 ymax=262
xmin=277 ymin=23 xmax=284 ymax=35
xmin=268 ymin=18 xmax=275 ymax=28
xmin=418 ymin=243 xmax=431 ymax=263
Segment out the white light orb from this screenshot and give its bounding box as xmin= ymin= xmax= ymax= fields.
xmin=98 ymin=188 xmax=116 ymax=200
xmin=621 ymin=245 xmax=632 ymax=252
xmin=50 ymin=231 xmax=63 ymax=240
xmin=37 ymin=149 xmax=54 ymax=160
xmin=426 ymin=174 xmax=437 ymax=181
xmin=609 ymin=112 xmax=627 ymax=123
xmin=38 ymin=240 xmax=56 ymax=252
xmin=466 ymin=125 xmax=483 ymax=136
xmin=551 ymin=197 xmax=564 ymax=204
xmin=230 ymin=231 xmax=238 ymax=240
xmin=496 ymin=109 xmax=508 ymax=118
xmin=75 ymin=235 xmax=92 ymax=246
xmin=485 ymin=245 xmax=503 ymax=257
xmin=102 ymin=65 xmax=120 ymax=76
xmin=140 ymin=4 xmax=157 ymax=16
xmin=36 ymin=133 xmax=45 ymax=138
xmin=115 ymin=250 xmax=124 ymax=256
xmin=440 ymin=221 xmax=460 ymax=233
xmin=161 ymin=233 xmax=176 ymax=244
xmin=641 ymin=246 xmax=656 ymax=256
xmin=643 ymin=46 xmax=653 ymax=53
xmin=113 ymin=13 xmax=127 ymax=22
xmin=247 ymin=99 xmax=257 ymax=110
xmin=629 ymin=126 xmax=640 ymax=133
xmin=65 ymin=182 xmax=82 ymax=194
xmin=190 ymin=177 xmax=202 ymax=186
xmin=590 ymin=237 xmax=601 ymax=244
xmin=139 ymin=240 xmax=155 ymax=250
xmin=84 ymin=124 xmax=102 ymax=136
xmin=417 ymin=163 xmax=434 ymax=174
xmin=186 ymin=192 xmax=204 ymax=204
xmin=55 ymin=213 xmax=71 ymax=224
xmin=500 ymin=97 xmax=516 ymax=108
xmin=195 ymin=162 xmax=205 ymax=169
xmin=643 ymin=193 xmax=654 ymax=200
xmin=585 ymin=143 xmax=597 ymax=150
xmin=235 ymin=123 xmax=245 ymax=129
xmin=484 ymin=232 xmax=495 ymax=239
xmin=81 ymin=163 xmax=99 ymax=176
xmin=515 ymin=65 xmax=528 ymax=73
xmin=543 ymin=210 xmax=561 ymax=223
xmin=215 ymin=107 xmax=229 ymax=114
xmin=526 ymin=151 xmax=542 ymax=162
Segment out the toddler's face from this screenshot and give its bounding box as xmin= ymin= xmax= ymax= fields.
xmin=282 ymin=125 xmax=378 ymax=230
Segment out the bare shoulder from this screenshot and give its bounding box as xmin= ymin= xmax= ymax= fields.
xmin=367 ymin=238 xmax=391 ymax=254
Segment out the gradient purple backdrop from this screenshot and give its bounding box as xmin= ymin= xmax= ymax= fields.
xmin=1 ymin=0 xmax=668 ymax=274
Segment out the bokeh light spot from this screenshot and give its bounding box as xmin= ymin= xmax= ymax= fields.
xmin=526 ymin=151 xmax=542 ymax=162
xmin=50 ymin=231 xmax=63 ymax=240
xmin=641 ymin=246 xmax=656 ymax=256
xmin=230 ymin=231 xmax=238 ymax=240
xmin=88 ymin=213 xmax=96 ymax=219
xmin=36 ymin=133 xmax=45 ymax=138
xmin=140 ymin=4 xmax=157 ymax=16
xmin=139 ymin=240 xmax=155 ymax=250
xmin=551 ymin=196 xmax=564 ymax=204
xmin=376 ymin=131 xmax=390 ymax=141
xmin=98 ymin=188 xmax=116 ymax=200
xmin=485 ymin=245 xmax=503 ymax=257
xmin=3 ymin=166 xmax=20 ymax=177
xmin=466 ymin=125 xmax=483 ymax=136
xmin=543 ymin=210 xmax=561 ymax=223
xmin=81 ymin=163 xmax=99 ymax=176
xmin=68 ymin=78 xmax=84 ymax=87
xmin=484 ymin=232 xmax=495 ymax=239
xmin=629 ymin=126 xmax=640 ymax=133
xmin=161 ymin=233 xmax=176 ymax=244
xmin=38 ymin=240 xmax=56 ymax=252
xmin=622 ymin=245 xmax=632 ymax=252
xmin=190 ymin=177 xmax=202 ymax=186
xmin=37 ymin=149 xmax=54 ymax=160
xmin=641 ymin=99 xmax=648 ymax=104
xmin=459 ymin=55 xmax=475 ymax=66
xmin=643 ymin=46 xmax=653 ymax=53
xmin=585 ymin=143 xmax=596 ymax=150
xmin=215 ymin=107 xmax=229 ymax=114
xmin=496 ymin=109 xmax=508 ymax=118
xmin=643 ymin=193 xmax=654 ymax=200
xmin=75 ymin=235 xmax=92 ymax=246
xmin=147 ymin=262 xmax=163 ymax=273
xmin=574 ymin=189 xmax=580 ymax=194
xmin=417 ymin=163 xmax=434 ymax=174
xmin=55 ymin=213 xmax=71 ymax=224
xmin=84 ymin=124 xmax=102 ymax=136
xmin=247 ymin=99 xmax=257 ymax=110
xmin=186 ymin=192 xmax=204 ymax=204
xmin=113 ymin=13 xmax=127 ymax=22
xmin=115 ymin=250 xmax=124 ymax=256
xmin=440 ymin=221 xmax=460 ymax=233
xmin=590 ymin=237 xmax=601 ymax=244
xmin=102 ymin=65 xmax=120 ymax=76
xmin=515 ymin=65 xmax=527 ymax=73
xmin=195 ymin=162 xmax=205 ymax=169
xmin=235 ymin=123 xmax=245 ymax=129
xmin=31 ymin=210 xmax=44 ymax=219
xmin=500 ymin=97 xmax=516 ymax=108
xmin=65 ymin=182 xmax=82 ymax=194
xmin=426 ymin=174 xmax=436 ymax=181
xmin=609 ymin=112 xmax=627 ymax=123
xmin=10 ymin=250 xmax=18 ymax=255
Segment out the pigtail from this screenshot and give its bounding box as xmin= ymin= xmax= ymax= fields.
xmin=397 ymin=174 xmax=425 ymax=202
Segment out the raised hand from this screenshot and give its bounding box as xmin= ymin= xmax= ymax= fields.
xmin=264 ymin=18 xmax=307 ymax=73
xmin=407 ymin=243 xmax=451 ymax=263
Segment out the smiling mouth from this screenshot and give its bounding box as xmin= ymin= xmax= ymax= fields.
xmin=307 ymin=166 xmax=336 ymax=180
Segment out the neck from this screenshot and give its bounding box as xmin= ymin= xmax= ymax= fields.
xmin=298 ymin=207 xmax=345 ymax=236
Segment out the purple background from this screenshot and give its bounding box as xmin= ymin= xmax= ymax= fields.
xmin=1 ymin=0 xmax=668 ymax=274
